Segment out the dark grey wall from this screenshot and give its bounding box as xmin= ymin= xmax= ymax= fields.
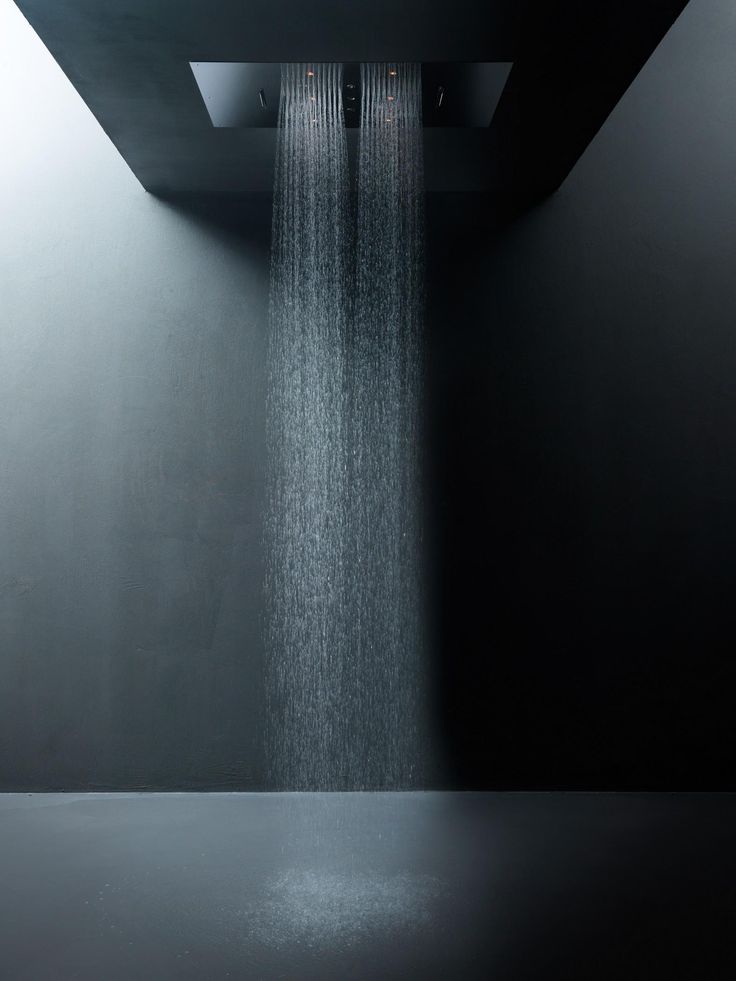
xmin=0 ymin=1 xmax=270 ymax=788
xmin=429 ymin=0 xmax=736 ymax=787
xmin=2 ymin=0 xmax=736 ymax=789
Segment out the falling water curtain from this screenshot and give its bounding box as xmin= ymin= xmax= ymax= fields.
xmin=348 ymin=62 xmax=427 ymax=788
xmin=266 ymin=62 xmax=426 ymax=790
xmin=266 ymin=63 xmax=351 ymax=790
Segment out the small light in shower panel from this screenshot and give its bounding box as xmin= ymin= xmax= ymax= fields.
xmin=307 ymin=69 xmax=315 ymax=77
xmin=389 ymin=69 xmax=397 ymax=76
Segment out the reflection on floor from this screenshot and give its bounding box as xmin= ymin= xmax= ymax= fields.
xmin=1 ymin=792 xmax=734 ymax=980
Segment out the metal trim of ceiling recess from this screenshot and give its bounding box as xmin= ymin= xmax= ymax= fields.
xmin=12 ymin=0 xmax=690 ymax=198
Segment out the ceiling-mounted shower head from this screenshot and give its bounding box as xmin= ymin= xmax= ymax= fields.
xmin=189 ymin=62 xmax=512 ymax=129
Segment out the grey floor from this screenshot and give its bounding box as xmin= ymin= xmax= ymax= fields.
xmin=1 ymin=792 xmax=734 ymax=980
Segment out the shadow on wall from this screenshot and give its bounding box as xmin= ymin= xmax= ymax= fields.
xmin=426 ymin=183 xmax=736 ymax=790
xmin=154 ymin=194 xmax=274 ymax=257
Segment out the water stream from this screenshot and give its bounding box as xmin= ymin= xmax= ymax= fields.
xmin=266 ymin=62 xmax=425 ymax=789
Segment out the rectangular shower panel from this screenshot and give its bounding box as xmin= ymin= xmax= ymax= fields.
xmin=189 ymin=62 xmax=513 ymax=128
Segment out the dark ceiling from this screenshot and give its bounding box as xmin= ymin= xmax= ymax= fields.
xmin=14 ymin=0 xmax=688 ymax=197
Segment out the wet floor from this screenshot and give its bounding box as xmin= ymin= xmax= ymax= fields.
xmin=1 ymin=792 xmax=734 ymax=979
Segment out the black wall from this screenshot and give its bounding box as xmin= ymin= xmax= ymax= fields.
xmin=428 ymin=0 xmax=736 ymax=787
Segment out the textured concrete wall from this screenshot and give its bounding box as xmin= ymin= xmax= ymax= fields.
xmin=0 ymin=0 xmax=270 ymax=788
